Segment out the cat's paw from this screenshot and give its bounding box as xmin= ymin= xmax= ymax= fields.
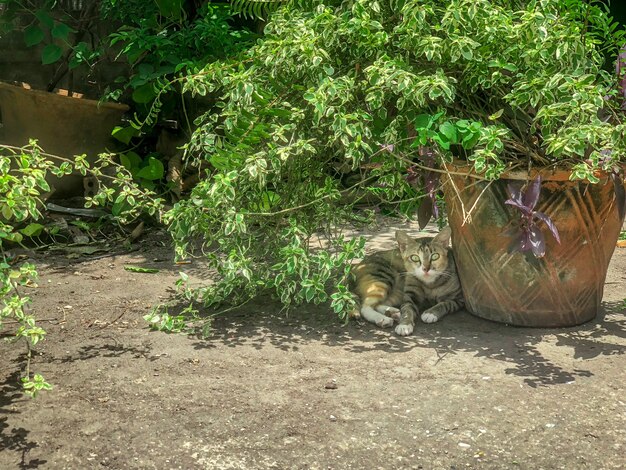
xmin=395 ymin=323 xmax=414 ymax=336
xmin=376 ymin=316 xmax=394 ymax=328
xmin=383 ymin=306 xmax=401 ymax=320
xmin=421 ymin=311 xmax=440 ymax=323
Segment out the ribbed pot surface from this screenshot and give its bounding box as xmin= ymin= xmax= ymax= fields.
xmin=443 ymin=170 xmax=625 ymax=327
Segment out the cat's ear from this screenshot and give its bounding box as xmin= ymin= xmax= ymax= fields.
xmin=396 ymin=230 xmax=412 ymax=253
xmin=433 ymin=226 xmax=452 ymax=246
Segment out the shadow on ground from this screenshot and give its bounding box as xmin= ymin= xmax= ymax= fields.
xmin=50 ymin=341 xmax=153 ymax=364
xmin=0 ymin=365 xmax=47 ymax=469
xmin=188 ymin=296 xmax=626 ymax=389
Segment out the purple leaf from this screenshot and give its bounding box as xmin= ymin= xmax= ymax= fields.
xmin=424 ymin=171 xmax=439 ymax=193
xmin=529 ymin=225 xmax=546 ymax=258
xmin=417 ymin=197 xmax=433 ymax=229
xmin=534 ymin=211 xmax=561 ymax=244
xmin=519 ymin=229 xmax=532 ymax=252
xmin=505 ymin=199 xmax=533 ymax=216
xmin=522 ymin=175 xmax=542 ymax=210
xmin=431 ymin=194 xmax=439 ymax=219
xmin=507 ymin=183 xmax=523 ymax=203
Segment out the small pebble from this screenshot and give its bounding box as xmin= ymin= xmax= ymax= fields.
xmin=324 ymin=380 xmax=338 ymax=390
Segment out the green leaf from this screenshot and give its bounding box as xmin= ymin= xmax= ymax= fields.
xmin=120 ymin=151 xmax=142 ymax=171
xmin=35 ymin=9 xmax=54 ymax=29
xmin=124 ymin=266 xmax=160 ymax=273
xmin=1 ymin=204 xmax=13 ymax=220
xmin=132 ymin=84 xmax=156 ymax=104
xmin=111 ymin=199 xmax=131 ymax=217
xmin=41 ymin=44 xmax=63 ymax=65
xmin=305 ymin=287 xmax=315 ymax=302
xmin=439 ymin=122 xmax=458 ymax=144
xmin=488 ymin=109 xmax=504 ymax=120
xmin=51 ymin=22 xmax=75 ymax=40
xmin=24 ymin=25 xmax=45 ymax=47
xmin=137 ymin=63 xmax=155 ymax=77
xmin=210 ymin=154 xmax=232 ymax=171
xmin=432 ymin=134 xmax=451 ymax=150
xmin=70 ymin=41 xmax=89 ymax=65
xmin=462 ymin=133 xmax=480 ymax=149
xmin=136 ymin=157 xmax=164 ymax=180
xmin=154 ymin=0 xmax=183 ymax=19
xmin=414 ymin=114 xmax=431 ymax=130
xmin=256 ymin=191 xmax=280 ymax=211
xmin=461 ymin=48 xmax=473 ymax=60
xmin=112 ymin=126 xmax=140 ymax=144
xmin=69 ymin=220 xmax=91 ymax=231
xmin=19 ymin=223 xmax=45 ymax=237
xmin=4 ymin=231 xmax=23 ymax=243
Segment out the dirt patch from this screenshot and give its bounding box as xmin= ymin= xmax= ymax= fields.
xmin=1 ymin=226 xmax=626 ymax=469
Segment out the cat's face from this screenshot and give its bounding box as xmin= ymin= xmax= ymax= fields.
xmin=396 ymin=227 xmax=452 ymax=284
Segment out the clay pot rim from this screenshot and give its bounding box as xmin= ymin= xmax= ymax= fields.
xmin=444 ymin=159 xmax=624 ymax=183
xmin=0 ymin=81 xmax=129 ymax=112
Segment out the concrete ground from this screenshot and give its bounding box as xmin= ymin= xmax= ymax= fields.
xmin=1 ymin=224 xmax=625 ymax=469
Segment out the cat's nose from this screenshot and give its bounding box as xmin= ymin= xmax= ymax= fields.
xmin=422 ymin=266 xmax=430 ymax=273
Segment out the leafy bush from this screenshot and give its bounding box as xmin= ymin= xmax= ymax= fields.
xmin=103 ymin=0 xmax=258 ymax=199
xmin=104 ymin=1 xmax=256 ymax=104
xmin=163 ymin=0 xmax=624 ymax=316
xmin=0 ymin=142 xmax=163 ymax=395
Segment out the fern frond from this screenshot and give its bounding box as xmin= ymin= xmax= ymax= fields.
xmin=229 ymin=0 xmax=327 ymax=20
xmin=229 ymin=0 xmax=287 ymax=19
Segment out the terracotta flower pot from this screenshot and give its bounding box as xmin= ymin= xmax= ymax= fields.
xmin=442 ymin=164 xmax=626 ymax=327
xmin=0 ymin=81 xmax=128 ymax=198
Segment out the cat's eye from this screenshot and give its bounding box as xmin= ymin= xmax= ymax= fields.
xmin=409 ymin=255 xmax=421 ymax=264
xmin=431 ymin=253 xmax=440 ymax=261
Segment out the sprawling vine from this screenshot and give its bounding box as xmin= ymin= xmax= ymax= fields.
xmin=0 ymin=142 xmax=163 ymax=394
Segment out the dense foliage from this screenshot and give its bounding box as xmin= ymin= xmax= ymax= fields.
xmin=103 ymin=0 xmax=255 ymax=104
xmin=0 ymin=0 xmax=256 ymax=391
xmin=0 ymin=143 xmax=163 ymax=394
xmin=164 ymin=0 xmax=625 ymax=316
xmin=0 ymin=0 xmax=255 ymax=390
xmin=103 ymin=0 xmax=257 ymax=196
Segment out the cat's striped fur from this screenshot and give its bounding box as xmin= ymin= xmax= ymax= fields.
xmin=351 ymin=227 xmax=464 ymax=336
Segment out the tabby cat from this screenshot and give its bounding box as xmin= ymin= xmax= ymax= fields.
xmin=350 ymin=227 xmax=464 ymax=336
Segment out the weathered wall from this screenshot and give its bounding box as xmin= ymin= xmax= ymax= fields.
xmin=0 ymin=1 xmax=128 ymax=99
